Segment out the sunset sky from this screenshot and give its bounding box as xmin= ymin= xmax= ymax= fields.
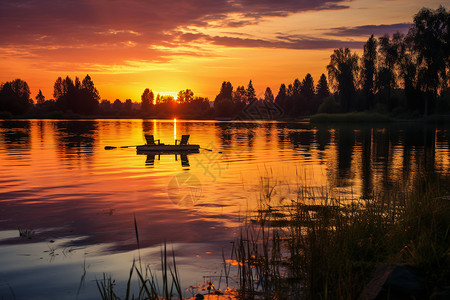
xmin=0 ymin=0 xmax=445 ymax=102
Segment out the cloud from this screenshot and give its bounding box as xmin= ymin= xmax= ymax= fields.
xmin=328 ymin=23 xmax=413 ymax=37
xmin=0 ymin=0 xmax=355 ymax=73
xmin=0 ymin=0 xmax=349 ymax=48
xmin=169 ymin=32 xmax=363 ymax=50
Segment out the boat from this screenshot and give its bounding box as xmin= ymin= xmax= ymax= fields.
xmin=136 ymin=134 xmax=199 ymax=152
xmin=136 ymin=144 xmax=200 ymax=152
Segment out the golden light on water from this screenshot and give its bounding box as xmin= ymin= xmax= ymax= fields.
xmin=174 ymin=118 xmax=177 ymax=141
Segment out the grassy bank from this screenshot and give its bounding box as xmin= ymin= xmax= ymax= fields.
xmin=232 ymin=173 xmax=450 ymax=299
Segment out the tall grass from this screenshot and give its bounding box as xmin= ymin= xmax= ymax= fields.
xmin=232 ymin=173 xmax=450 ymax=299
xmin=96 ymin=217 xmax=183 ymax=300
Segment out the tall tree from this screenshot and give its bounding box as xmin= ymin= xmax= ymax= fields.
xmin=141 ymin=88 xmax=154 ymax=114
xmin=316 ymin=73 xmax=330 ymax=100
xmin=35 ymin=89 xmax=45 ymax=105
xmin=233 ymin=86 xmax=246 ymax=104
xmin=246 ymin=80 xmax=256 ymax=103
xmin=327 ymin=48 xmax=359 ymax=111
xmin=300 ymin=74 xmax=315 ymax=114
xmin=178 ymin=89 xmax=194 ymax=103
xmin=264 ymin=87 xmax=274 ymax=103
xmin=275 ymin=83 xmax=287 ymax=111
xmin=80 ymin=74 xmax=100 ymax=114
xmin=0 ymin=79 xmax=32 ymax=114
xmin=409 ymin=6 xmax=450 ymax=114
xmin=378 ymin=33 xmax=403 ymax=107
xmin=361 ymin=35 xmax=378 ymax=109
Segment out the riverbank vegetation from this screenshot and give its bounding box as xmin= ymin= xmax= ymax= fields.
xmin=229 ymin=172 xmax=450 ymax=299
xmin=1 ymin=6 xmax=448 ymax=121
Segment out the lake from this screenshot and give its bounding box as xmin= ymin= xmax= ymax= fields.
xmin=0 ymin=119 xmax=449 ymax=299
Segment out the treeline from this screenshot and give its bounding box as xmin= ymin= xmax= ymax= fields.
xmin=214 ymin=6 xmax=450 ymax=118
xmin=0 ymin=6 xmax=448 ymax=119
xmin=0 ymin=75 xmax=212 ymax=119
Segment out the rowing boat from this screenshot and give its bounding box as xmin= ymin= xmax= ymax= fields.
xmin=136 ymin=144 xmax=200 ymax=151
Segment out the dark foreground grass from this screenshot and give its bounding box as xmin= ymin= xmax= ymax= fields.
xmin=232 ymin=173 xmax=450 ymax=299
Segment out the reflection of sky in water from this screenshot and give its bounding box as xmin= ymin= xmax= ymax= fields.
xmin=0 ymin=120 xmax=450 ymax=298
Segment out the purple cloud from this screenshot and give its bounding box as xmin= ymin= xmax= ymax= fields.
xmin=328 ymin=23 xmax=413 ymax=37
xmin=170 ymin=31 xmax=363 ymax=50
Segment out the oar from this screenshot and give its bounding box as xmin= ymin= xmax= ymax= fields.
xmin=200 ymin=147 xmax=222 ymax=154
xmin=104 ymin=145 xmax=139 ymax=150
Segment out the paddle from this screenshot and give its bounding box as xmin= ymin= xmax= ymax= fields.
xmin=104 ymin=145 xmax=139 ymax=150
xmin=200 ymin=147 xmax=222 ymax=154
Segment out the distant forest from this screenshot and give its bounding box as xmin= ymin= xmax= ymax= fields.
xmin=0 ymin=6 xmax=449 ymax=120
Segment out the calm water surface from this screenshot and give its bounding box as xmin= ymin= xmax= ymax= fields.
xmin=0 ymin=119 xmax=449 ymax=299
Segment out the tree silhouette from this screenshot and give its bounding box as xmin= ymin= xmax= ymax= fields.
xmin=409 ymin=6 xmax=449 ymax=115
xmin=141 ymin=88 xmax=154 ymax=114
xmin=299 ymin=74 xmax=315 ymax=115
xmin=178 ymin=89 xmax=194 ymax=103
xmin=361 ymin=35 xmax=378 ymax=109
xmin=377 ymin=33 xmax=403 ymax=108
xmin=246 ymin=80 xmax=256 ymax=104
xmin=214 ymin=81 xmax=234 ymax=117
xmin=275 ymin=83 xmax=287 ymax=111
xmin=316 ymin=74 xmax=330 ymax=101
xmin=113 ymin=99 xmax=123 ymax=111
xmin=35 ymin=89 xmax=45 ymax=105
xmin=233 ymin=85 xmax=246 ymax=104
xmin=327 ymin=48 xmax=359 ymax=111
xmin=53 ymin=74 xmax=99 ymax=115
xmin=0 ymin=79 xmax=32 ymax=114
xmin=264 ymin=87 xmax=274 ymax=103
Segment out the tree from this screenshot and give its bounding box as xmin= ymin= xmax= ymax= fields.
xmin=316 ymin=73 xmax=330 ymax=101
xmin=275 ymin=83 xmax=287 ymax=110
xmin=53 ymin=74 xmax=99 ymax=114
xmin=215 ymin=81 xmax=233 ymax=103
xmin=233 ymin=86 xmax=246 ymax=104
xmin=35 ymin=89 xmax=45 ymax=105
xmin=0 ymin=79 xmax=32 ymax=114
xmin=378 ymin=33 xmax=403 ymax=107
xmin=214 ymin=81 xmax=234 ymax=117
xmin=264 ymin=87 xmax=274 ymax=103
xmin=178 ymin=89 xmax=194 ymax=103
xmin=327 ymin=48 xmax=359 ymax=111
xmin=300 ymin=74 xmax=315 ymax=114
xmin=408 ymin=6 xmax=450 ymax=114
xmin=361 ymin=35 xmax=378 ymax=109
xmin=246 ymin=80 xmax=256 ymax=103
xmin=141 ymin=88 xmax=154 ymax=114
xmin=124 ymin=99 xmax=133 ymax=113
xmin=113 ymin=99 xmax=123 ymax=111
xmin=80 ymin=74 xmax=100 ymax=114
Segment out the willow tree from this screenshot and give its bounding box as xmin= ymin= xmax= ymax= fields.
xmin=327 ymin=48 xmax=359 ymax=111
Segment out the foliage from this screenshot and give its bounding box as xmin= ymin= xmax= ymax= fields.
xmin=327 ymin=48 xmax=360 ymax=111
xmin=53 ymin=74 xmax=100 ymax=115
xmin=361 ymin=35 xmax=378 ymax=109
xmin=317 ymin=96 xmax=340 ymax=114
xmin=141 ymin=88 xmax=154 ymax=115
xmin=0 ymin=78 xmax=33 ymax=114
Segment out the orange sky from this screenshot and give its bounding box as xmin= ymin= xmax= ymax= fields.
xmin=0 ymin=0 xmax=445 ymax=102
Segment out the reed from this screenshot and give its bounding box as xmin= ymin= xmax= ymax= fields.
xmin=232 ymin=173 xmax=450 ymax=299
xmin=96 ymin=218 xmax=183 ymax=300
